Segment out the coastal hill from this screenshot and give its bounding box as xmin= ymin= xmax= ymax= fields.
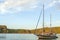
xmin=8 ymin=27 xmax=60 ymax=34
xmin=30 ymin=27 xmax=60 ymax=34
xmin=0 ymin=25 xmax=60 ymax=34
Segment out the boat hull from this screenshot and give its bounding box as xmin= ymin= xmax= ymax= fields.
xmin=37 ymin=34 xmax=58 ymax=39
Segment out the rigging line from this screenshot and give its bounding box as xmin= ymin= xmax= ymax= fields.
xmin=34 ymin=9 xmax=42 ymax=34
xmin=50 ymin=13 xmax=52 ymax=32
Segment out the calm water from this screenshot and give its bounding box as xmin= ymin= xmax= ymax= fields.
xmin=0 ymin=34 xmax=60 ymax=40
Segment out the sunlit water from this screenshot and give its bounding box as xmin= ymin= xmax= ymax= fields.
xmin=0 ymin=34 xmax=60 ymax=40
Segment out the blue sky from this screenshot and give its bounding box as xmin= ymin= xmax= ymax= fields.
xmin=0 ymin=0 xmax=60 ymax=29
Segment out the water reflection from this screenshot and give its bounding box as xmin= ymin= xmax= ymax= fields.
xmin=0 ymin=34 xmax=59 ymax=40
xmin=38 ymin=39 xmax=57 ymax=40
xmin=0 ymin=34 xmax=6 ymax=40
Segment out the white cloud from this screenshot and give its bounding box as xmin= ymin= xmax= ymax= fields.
xmin=46 ymin=0 xmax=60 ymax=9
xmin=0 ymin=0 xmax=60 ymax=14
xmin=46 ymin=1 xmax=56 ymax=8
xmin=0 ymin=0 xmax=39 ymax=14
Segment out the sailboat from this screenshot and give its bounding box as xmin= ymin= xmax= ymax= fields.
xmin=34 ymin=4 xmax=58 ymax=39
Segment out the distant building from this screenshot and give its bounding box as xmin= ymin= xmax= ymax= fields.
xmin=0 ymin=25 xmax=7 ymax=33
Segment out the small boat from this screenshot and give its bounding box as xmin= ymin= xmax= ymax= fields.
xmin=34 ymin=4 xmax=58 ymax=39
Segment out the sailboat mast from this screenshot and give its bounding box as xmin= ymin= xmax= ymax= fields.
xmin=43 ymin=4 xmax=45 ymax=32
xmin=50 ymin=13 xmax=52 ymax=32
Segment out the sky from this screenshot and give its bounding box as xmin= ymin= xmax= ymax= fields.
xmin=0 ymin=0 xmax=60 ymax=29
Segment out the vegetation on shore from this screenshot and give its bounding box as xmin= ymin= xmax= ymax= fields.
xmin=0 ymin=25 xmax=60 ymax=34
xmin=7 ymin=27 xmax=60 ymax=34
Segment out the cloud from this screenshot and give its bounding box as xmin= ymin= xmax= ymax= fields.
xmin=46 ymin=0 xmax=60 ymax=9
xmin=0 ymin=0 xmax=39 ymax=14
xmin=46 ymin=1 xmax=56 ymax=9
xmin=54 ymin=0 xmax=60 ymax=10
xmin=0 ymin=0 xmax=60 ymax=14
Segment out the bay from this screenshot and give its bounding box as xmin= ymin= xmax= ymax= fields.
xmin=0 ymin=34 xmax=60 ymax=40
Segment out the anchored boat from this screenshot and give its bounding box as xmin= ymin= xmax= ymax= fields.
xmin=34 ymin=4 xmax=58 ymax=39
